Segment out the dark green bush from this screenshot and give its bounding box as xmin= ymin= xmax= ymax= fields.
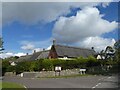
xmin=42 ymin=59 xmax=53 ymax=71
xmin=3 ymin=56 xmax=116 ymax=75
xmin=2 ymin=60 xmax=10 ymax=75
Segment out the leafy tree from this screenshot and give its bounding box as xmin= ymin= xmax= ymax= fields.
xmin=99 ymin=46 xmax=115 ymax=60
xmin=2 ymin=60 xmax=10 ymax=75
xmin=86 ymin=56 xmax=100 ymax=67
xmin=0 ymin=37 xmax=4 ymax=51
xmin=15 ymin=61 xmax=31 ymax=73
xmin=114 ymin=40 xmax=120 ymax=63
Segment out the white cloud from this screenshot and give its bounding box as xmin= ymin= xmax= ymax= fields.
xmin=2 ymin=2 xmax=111 ymax=25
xmin=1 ymin=0 xmax=114 ymax=2
xmin=52 ymin=7 xmax=117 ymax=44
xmin=20 ymin=38 xmax=52 ymax=51
xmin=32 ymin=48 xmax=42 ymax=53
xmin=46 ymin=45 xmax=52 ymax=50
xmin=21 ymin=43 xmax=35 ymax=50
xmin=79 ymin=36 xmax=116 ymax=52
xmin=14 ymin=52 xmax=26 ymax=57
xmin=0 ymin=52 xmax=26 ymax=59
xmin=0 ymin=52 xmax=14 ymax=59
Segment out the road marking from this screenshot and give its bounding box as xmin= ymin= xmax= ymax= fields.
xmin=24 ymin=85 xmax=27 ymax=89
xmin=92 ymin=86 xmax=96 ymax=89
xmin=92 ymin=83 xmax=101 ymax=89
xmin=108 ymin=77 xmax=111 ymax=79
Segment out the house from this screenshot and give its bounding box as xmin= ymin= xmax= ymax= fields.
xmin=16 ymin=50 xmax=50 ymax=62
xmin=48 ymin=45 xmax=96 ymax=59
xmin=16 ymin=54 xmax=32 ymax=62
xmin=36 ymin=50 xmax=49 ymax=59
xmin=14 ymin=44 xmax=96 ymax=62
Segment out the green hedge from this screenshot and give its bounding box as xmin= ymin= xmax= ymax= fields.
xmin=2 ymin=56 xmax=118 ymax=75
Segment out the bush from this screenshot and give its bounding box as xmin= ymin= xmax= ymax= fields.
xmin=2 ymin=56 xmax=103 ymax=74
xmin=2 ymin=60 xmax=10 ymax=75
xmin=34 ymin=59 xmax=44 ymax=71
xmin=42 ymin=59 xmax=53 ymax=71
xmin=86 ymin=56 xmax=100 ymax=67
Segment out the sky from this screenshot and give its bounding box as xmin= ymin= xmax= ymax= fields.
xmin=0 ymin=1 xmax=119 ymax=58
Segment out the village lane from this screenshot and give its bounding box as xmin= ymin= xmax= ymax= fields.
xmin=3 ymin=75 xmax=118 ymax=89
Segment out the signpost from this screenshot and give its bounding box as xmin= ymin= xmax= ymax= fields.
xmin=55 ymin=66 xmax=61 ymax=76
xmin=79 ymin=69 xmax=86 ymax=75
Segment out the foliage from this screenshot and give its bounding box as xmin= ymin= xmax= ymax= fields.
xmin=3 ymin=56 xmax=19 ymax=62
xmin=86 ymin=56 xmax=100 ymax=67
xmin=2 ymin=60 xmax=10 ymax=75
xmin=0 ymin=37 xmax=4 ymax=51
xmin=2 ymin=55 xmax=116 ymax=75
xmin=114 ymin=40 xmax=120 ymax=63
xmin=34 ymin=59 xmax=44 ymax=71
xmin=42 ymin=59 xmax=53 ymax=71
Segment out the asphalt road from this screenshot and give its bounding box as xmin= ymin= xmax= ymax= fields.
xmin=3 ymin=75 xmax=118 ymax=89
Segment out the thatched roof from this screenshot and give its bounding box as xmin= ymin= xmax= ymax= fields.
xmin=16 ymin=55 xmax=32 ymax=62
xmin=16 ymin=50 xmax=50 ymax=62
xmin=37 ymin=50 xmax=49 ymax=59
xmin=54 ymin=45 xmax=96 ymax=58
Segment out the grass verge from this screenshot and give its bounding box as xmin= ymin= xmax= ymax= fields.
xmin=0 ymin=82 xmax=26 ymax=90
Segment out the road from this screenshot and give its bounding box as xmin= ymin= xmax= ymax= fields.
xmin=3 ymin=75 xmax=118 ymax=89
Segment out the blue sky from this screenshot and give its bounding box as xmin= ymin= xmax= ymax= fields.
xmin=1 ymin=2 xmax=119 ymax=58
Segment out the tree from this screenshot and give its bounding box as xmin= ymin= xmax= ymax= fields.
xmin=0 ymin=37 xmax=4 ymax=51
xmin=114 ymin=40 xmax=120 ymax=62
xmin=104 ymin=46 xmax=115 ymax=60
xmin=2 ymin=60 xmax=10 ymax=75
xmin=99 ymin=50 xmax=105 ymax=60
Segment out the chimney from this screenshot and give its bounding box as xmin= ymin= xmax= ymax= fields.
xmin=91 ymin=47 xmax=94 ymax=50
xmin=34 ymin=50 xmax=36 ymax=53
xmin=26 ymin=53 xmax=28 ymax=55
xmin=53 ymin=39 xmax=56 ymax=45
xmin=43 ymin=48 xmax=45 ymax=51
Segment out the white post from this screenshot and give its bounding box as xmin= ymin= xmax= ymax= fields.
xmin=21 ymin=73 xmax=23 ymax=77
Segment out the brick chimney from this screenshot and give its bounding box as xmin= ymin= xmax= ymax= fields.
xmin=34 ymin=50 xmax=36 ymax=53
xmin=43 ymin=48 xmax=45 ymax=51
xmin=26 ymin=53 xmax=28 ymax=55
xmin=91 ymin=47 xmax=94 ymax=50
xmin=53 ymin=39 xmax=56 ymax=45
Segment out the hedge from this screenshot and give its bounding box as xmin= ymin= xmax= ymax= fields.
xmin=2 ymin=56 xmax=117 ymax=75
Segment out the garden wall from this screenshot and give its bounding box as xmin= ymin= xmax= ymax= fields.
xmin=22 ymin=68 xmax=80 ymax=78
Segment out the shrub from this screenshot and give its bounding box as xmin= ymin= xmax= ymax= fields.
xmin=86 ymin=56 xmax=100 ymax=67
xmin=42 ymin=59 xmax=53 ymax=71
xmin=2 ymin=60 xmax=10 ymax=75
xmin=34 ymin=59 xmax=44 ymax=71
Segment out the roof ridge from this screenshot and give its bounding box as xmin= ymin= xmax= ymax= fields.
xmin=33 ymin=50 xmax=50 ymax=54
xmin=55 ymin=44 xmax=93 ymax=51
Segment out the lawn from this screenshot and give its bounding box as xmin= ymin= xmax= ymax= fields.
xmin=0 ymin=81 xmax=26 ymax=90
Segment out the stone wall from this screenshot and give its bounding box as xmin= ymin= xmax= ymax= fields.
xmin=22 ymin=68 xmax=80 ymax=78
xmin=5 ymin=72 xmax=16 ymax=76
